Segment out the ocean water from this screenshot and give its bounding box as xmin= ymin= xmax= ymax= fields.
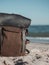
xmin=27 ymin=25 xmax=49 ymax=43
xmin=28 ymin=25 xmax=49 ymax=33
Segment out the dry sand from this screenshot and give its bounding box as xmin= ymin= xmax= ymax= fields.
xmin=0 ymin=43 xmax=49 ymax=65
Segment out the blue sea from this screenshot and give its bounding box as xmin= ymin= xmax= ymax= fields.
xmin=26 ymin=25 xmax=49 ymax=43
xmin=28 ymin=25 xmax=49 ymax=33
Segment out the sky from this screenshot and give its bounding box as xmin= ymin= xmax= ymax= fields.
xmin=0 ymin=0 xmax=49 ymax=25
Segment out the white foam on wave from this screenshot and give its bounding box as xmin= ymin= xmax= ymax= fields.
xmin=26 ymin=37 xmax=49 ymax=40
xmin=26 ymin=37 xmax=49 ymax=43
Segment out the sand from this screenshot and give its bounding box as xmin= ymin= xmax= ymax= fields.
xmin=0 ymin=43 xmax=49 ymax=65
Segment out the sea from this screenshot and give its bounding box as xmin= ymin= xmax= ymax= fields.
xmin=26 ymin=25 xmax=49 ymax=43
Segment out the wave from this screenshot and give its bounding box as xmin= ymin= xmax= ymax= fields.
xmin=26 ymin=37 xmax=49 ymax=43
xmin=26 ymin=37 xmax=49 ymax=40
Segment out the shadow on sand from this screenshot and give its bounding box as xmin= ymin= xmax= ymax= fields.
xmin=15 ymin=59 xmax=28 ymax=65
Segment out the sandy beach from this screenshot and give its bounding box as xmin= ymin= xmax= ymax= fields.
xmin=0 ymin=42 xmax=49 ymax=65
